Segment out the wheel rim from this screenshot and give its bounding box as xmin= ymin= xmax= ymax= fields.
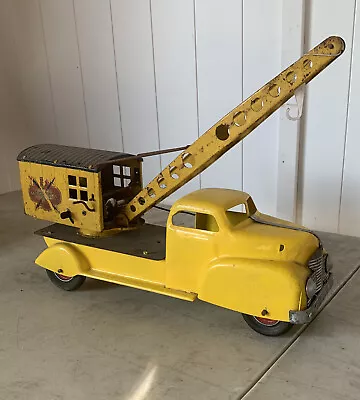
xmin=54 ymin=273 xmax=73 ymax=282
xmin=254 ymin=316 xmax=280 ymax=327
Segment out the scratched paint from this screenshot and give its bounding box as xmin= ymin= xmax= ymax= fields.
xmin=28 ymin=177 xmax=61 ymax=212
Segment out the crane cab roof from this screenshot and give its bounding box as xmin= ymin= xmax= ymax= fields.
xmin=173 ymin=188 xmax=256 ymax=214
xmin=17 ymin=144 xmax=140 ymax=173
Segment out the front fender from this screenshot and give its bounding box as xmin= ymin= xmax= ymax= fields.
xmin=35 ymin=242 xmax=89 ymax=277
xmin=198 ymin=257 xmax=310 ymax=322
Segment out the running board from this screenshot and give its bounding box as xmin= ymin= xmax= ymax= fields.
xmin=85 ymin=270 xmax=197 ymax=302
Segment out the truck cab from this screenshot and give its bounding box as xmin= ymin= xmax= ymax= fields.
xmin=165 ymin=188 xmax=332 ymax=332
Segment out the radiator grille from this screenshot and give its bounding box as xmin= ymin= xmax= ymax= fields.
xmin=308 ymin=248 xmax=327 ymax=292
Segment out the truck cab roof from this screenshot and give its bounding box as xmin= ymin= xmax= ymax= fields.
xmin=172 ymin=188 xmax=256 ymax=215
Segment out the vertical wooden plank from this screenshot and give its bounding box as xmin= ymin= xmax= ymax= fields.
xmin=7 ymin=0 xmax=57 ymax=146
xmin=0 ymin=0 xmax=57 ymax=191
xmin=0 ymin=1 xmax=16 ymax=193
xmin=299 ymin=0 xmax=355 ymax=233
xmin=73 ymin=0 xmax=123 ymax=152
xmin=277 ymin=0 xmax=305 ymax=222
xmin=195 ymin=0 xmax=243 ymax=190
xmin=339 ymin=2 xmax=360 ymax=236
xmin=39 ymin=0 xmax=89 ymax=147
xmin=151 ymin=0 xmax=199 ymax=203
xmin=111 ymin=0 xmax=160 ymax=186
xmin=243 ymin=0 xmax=282 ymax=216
xmin=0 ymin=62 xmax=11 ymax=193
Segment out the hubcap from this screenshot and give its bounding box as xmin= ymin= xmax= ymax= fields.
xmin=54 ymin=273 xmax=73 ymax=282
xmin=254 ymin=316 xmax=280 ymax=327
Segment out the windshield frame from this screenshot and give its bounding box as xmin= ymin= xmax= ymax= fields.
xmin=223 ymin=196 xmax=257 ymax=227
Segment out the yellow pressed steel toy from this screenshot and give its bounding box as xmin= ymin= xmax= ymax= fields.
xmin=19 ymin=37 xmax=344 ymax=336
xmin=18 ymin=145 xmax=143 ymax=235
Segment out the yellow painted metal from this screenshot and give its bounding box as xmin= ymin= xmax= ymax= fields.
xmin=119 ymin=36 xmax=345 ymax=224
xmin=37 ymin=237 xmax=196 ymax=301
xmin=18 ymin=162 xmax=103 ymax=232
xmin=40 ymin=236 xmax=166 ymax=283
xmin=36 ymin=242 xmax=90 ymax=276
xmin=35 ymin=188 xmax=320 ymax=321
xmin=165 ymin=188 xmax=317 ymax=319
xmin=199 ymin=258 xmax=309 ymax=322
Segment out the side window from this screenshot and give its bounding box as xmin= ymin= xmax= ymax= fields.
xmin=172 ymin=211 xmax=219 ymax=232
xmin=113 ymin=165 xmax=132 ymax=188
xmin=68 ymin=175 xmax=88 ymax=201
xmin=172 ymin=211 xmax=196 ymax=228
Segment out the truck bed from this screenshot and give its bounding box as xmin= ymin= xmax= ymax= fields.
xmin=35 ymin=223 xmax=166 ymax=261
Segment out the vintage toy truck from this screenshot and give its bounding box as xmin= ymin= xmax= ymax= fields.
xmin=19 ymin=36 xmax=343 ymax=336
xmin=34 ymin=187 xmax=332 ymax=336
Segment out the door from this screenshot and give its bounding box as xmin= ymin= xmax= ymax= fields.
xmin=165 ymin=210 xmax=219 ymax=293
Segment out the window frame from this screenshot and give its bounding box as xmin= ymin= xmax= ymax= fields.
xmin=113 ymin=164 xmax=132 ymax=188
xmin=224 ymin=200 xmax=254 ymax=227
xmin=67 ymin=174 xmax=89 ymax=202
xmin=170 ymin=209 xmax=220 ymax=234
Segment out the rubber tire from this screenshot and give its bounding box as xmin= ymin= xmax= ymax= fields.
xmin=242 ymin=314 xmax=293 ymax=336
xmin=46 ymin=270 xmax=86 ymax=291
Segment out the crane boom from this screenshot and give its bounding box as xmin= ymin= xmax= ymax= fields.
xmin=118 ymin=36 xmax=345 ymax=225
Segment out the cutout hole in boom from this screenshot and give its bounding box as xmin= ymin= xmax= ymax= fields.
xmin=169 ymin=166 xmax=179 ymax=179
xmin=251 ymin=97 xmax=263 ymax=112
xmin=269 ymin=84 xmax=281 ymax=97
xmin=182 ymin=152 xmax=193 ymax=168
xmin=233 ymin=111 xmax=247 ymax=126
xmin=157 ymin=176 xmax=167 ymax=189
xmin=215 ymin=124 xmax=230 ymax=141
xmin=147 ymin=188 xmax=156 ymax=198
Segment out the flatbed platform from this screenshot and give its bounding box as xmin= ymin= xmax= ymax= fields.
xmin=35 ymin=223 xmax=166 ymax=261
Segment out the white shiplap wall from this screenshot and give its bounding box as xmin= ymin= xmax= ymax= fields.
xmin=1 ymin=0 xmax=359 ymax=237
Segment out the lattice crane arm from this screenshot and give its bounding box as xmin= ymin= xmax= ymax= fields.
xmin=119 ymin=36 xmax=345 ymax=225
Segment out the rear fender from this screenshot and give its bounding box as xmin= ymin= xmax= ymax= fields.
xmin=198 ymin=257 xmax=310 ymax=322
xmin=35 ymin=242 xmax=89 ymax=277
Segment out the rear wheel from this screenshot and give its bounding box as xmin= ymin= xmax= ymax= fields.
xmin=242 ymin=314 xmax=293 ymax=336
xmin=46 ymin=270 xmax=86 ymax=291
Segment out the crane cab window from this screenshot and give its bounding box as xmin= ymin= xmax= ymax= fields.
xmin=68 ymin=175 xmax=88 ymax=201
xmin=172 ymin=211 xmax=219 ymax=232
xmin=101 ymin=161 xmax=142 ymax=225
xmin=113 ymin=165 xmax=132 ymax=188
xmin=79 ymin=177 xmax=87 ymax=187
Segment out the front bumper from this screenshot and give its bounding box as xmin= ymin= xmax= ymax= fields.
xmin=289 ymin=273 xmax=333 ymax=324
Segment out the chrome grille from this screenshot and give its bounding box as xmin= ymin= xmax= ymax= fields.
xmin=308 ymin=248 xmax=327 ymax=292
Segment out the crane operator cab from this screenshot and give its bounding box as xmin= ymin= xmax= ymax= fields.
xmin=17 ymin=144 xmax=143 ymax=236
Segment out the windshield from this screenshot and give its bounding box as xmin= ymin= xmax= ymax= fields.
xmin=225 ymin=197 xmax=256 ymax=226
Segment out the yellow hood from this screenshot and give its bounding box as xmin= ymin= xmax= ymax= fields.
xmin=230 ymin=212 xmax=319 ymax=265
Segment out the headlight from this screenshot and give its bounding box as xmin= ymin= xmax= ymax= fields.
xmin=306 ymin=274 xmax=317 ymax=300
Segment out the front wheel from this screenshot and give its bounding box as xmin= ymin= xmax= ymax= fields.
xmin=242 ymin=314 xmax=293 ymax=336
xmin=46 ymin=270 xmax=86 ymax=291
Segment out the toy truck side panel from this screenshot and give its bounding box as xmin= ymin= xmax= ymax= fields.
xmin=19 ymin=162 xmax=103 ymax=231
xmin=35 ymin=237 xmax=197 ymax=301
xmin=37 ymin=237 xmax=167 ymax=284
xmin=198 ymin=257 xmax=310 ymax=322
